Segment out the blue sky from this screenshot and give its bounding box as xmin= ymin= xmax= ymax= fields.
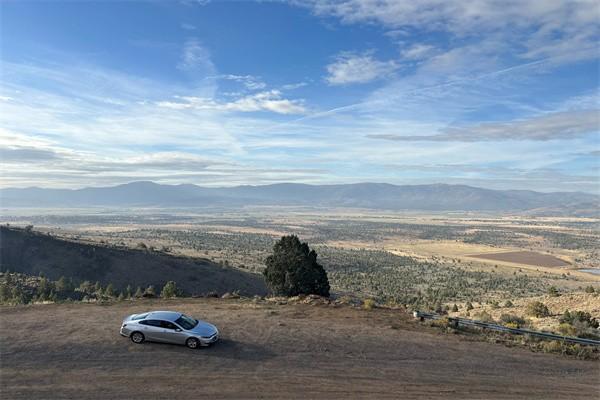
xmin=1 ymin=0 xmax=599 ymax=192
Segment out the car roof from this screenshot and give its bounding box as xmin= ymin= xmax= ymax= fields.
xmin=146 ymin=311 xmax=182 ymax=322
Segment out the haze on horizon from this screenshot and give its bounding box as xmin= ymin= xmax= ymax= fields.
xmin=1 ymin=1 xmax=599 ymax=193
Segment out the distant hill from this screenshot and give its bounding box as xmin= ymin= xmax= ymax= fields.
xmin=0 ymin=226 xmax=267 ymax=296
xmin=1 ymin=181 xmax=598 ymax=214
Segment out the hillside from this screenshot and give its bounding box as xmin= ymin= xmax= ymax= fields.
xmin=0 ymin=227 xmax=267 ymax=296
xmin=1 ymin=299 xmax=598 ymax=399
xmin=1 ymin=181 xmax=597 ymax=213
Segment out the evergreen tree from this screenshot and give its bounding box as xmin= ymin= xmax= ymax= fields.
xmin=134 ymin=286 xmax=143 ymax=298
xmin=38 ymin=277 xmax=51 ymax=298
xmin=160 ymin=281 xmax=179 ymax=298
xmin=143 ymin=285 xmax=156 ymax=298
xmin=104 ymin=283 xmax=115 ymax=297
xmin=0 ymin=283 xmax=10 ymax=302
xmin=79 ymin=280 xmax=93 ymax=294
xmin=263 ymin=235 xmax=330 ymax=297
xmin=56 ymin=276 xmax=72 ymax=292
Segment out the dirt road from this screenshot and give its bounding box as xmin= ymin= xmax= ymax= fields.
xmin=1 ymin=299 xmax=598 ymax=399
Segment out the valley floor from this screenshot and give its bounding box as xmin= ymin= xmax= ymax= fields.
xmin=1 ymin=299 xmax=598 ymax=399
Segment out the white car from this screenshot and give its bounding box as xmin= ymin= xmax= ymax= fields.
xmin=120 ymin=310 xmax=219 ymax=349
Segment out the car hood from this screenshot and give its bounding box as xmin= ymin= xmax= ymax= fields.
xmin=189 ymin=321 xmax=218 ymax=337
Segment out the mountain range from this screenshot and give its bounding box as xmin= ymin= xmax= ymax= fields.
xmin=1 ymin=181 xmax=598 ymax=214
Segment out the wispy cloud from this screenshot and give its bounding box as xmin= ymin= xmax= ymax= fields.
xmin=217 ymin=74 xmax=267 ymax=90
xmin=400 ymin=44 xmax=437 ymax=61
xmin=157 ymin=90 xmax=306 ymax=114
xmin=325 ymin=51 xmax=397 ymax=85
xmin=368 ymin=109 xmax=600 ymax=142
xmin=178 ymin=39 xmax=215 ymax=75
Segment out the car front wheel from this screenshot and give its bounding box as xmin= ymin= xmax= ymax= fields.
xmin=131 ymin=331 xmax=145 ymax=344
xmin=186 ymin=337 xmax=199 ymax=349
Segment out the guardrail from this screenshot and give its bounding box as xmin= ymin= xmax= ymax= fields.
xmin=413 ymin=311 xmax=600 ymax=346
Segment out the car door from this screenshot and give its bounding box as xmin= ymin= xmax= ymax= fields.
xmin=157 ymin=320 xmax=187 ymax=344
xmin=139 ymin=320 xmax=163 ymax=342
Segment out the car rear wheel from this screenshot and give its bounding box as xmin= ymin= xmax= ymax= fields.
xmin=131 ymin=331 xmax=145 ymax=344
xmin=186 ymin=337 xmax=199 ymax=349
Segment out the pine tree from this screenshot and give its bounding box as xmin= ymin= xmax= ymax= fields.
xmin=160 ymin=281 xmax=179 ymax=298
xmin=143 ymin=285 xmax=156 ymax=298
xmin=263 ymin=235 xmax=330 ymax=297
xmin=104 ymin=283 xmax=115 ymax=297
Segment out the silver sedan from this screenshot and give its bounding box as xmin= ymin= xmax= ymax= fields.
xmin=120 ymin=310 xmax=219 ymax=349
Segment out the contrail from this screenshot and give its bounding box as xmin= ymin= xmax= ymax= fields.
xmin=262 ymin=47 xmax=597 ymax=133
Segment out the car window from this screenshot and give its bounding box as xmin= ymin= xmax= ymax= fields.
xmin=131 ymin=313 xmax=148 ymax=320
xmin=175 ymin=314 xmax=198 ymax=330
xmin=160 ymin=320 xmax=178 ymax=330
xmin=140 ymin=319 xmax=162 ymax=327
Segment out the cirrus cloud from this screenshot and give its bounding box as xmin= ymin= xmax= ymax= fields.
xmin=367 ymin=109 xmax=600 ymax=142
xmin=325 ymin=51 xmax=397 ymax=85
xmin=157 ymin=90 xmax=306 ymax=114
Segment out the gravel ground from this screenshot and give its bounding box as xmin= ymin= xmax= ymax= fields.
xmin=1 ymin=299 xmax=598 ymax=399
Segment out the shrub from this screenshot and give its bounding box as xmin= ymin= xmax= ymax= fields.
xmin=134 ymin=286 xmax=143 ymax=298
xmin=451 ymin=304 xmax=459 ymax=312
xmin=541 ymin=340 xmax=563 ymax=354
xmin=500 ymin=314 xmax=527 ymax=328
xmin=558 ymin=323 xmax=577 ymax=336
xmin=504 ymin=300 xmax=513 ymax=308
xmin=263 ymin=235 xmax=330 ymax=297
xmin=430 ymin=317 xmax=450 ymax=328
xmin=142 ymin=285 xmax=156 ymax=298
xmin=560 ymin=310 xmax=599 ymax=329
xmin=526 ymin=301 xmax=550 ymax=318
xmin=104 ymin=283 xmax=115 ymax=297
xmin=160 ymin=281 xmax=180 ymax=298
xmin=547 ymin=286 xmax=560 ymax=297
xmin=584 ymin=286 xmax=595 ymax=294
xmin=55 ymin=276 xmax=73 ymax=292
xmin=363 ymin=298 xmax=376 ymax=310
xmin=474 ymin=311 xmax=494 ymax=323
xmin=79 ymin=280 xmax=93 ymax=294
xmin=465 ymin=301 xmax=474 ymax=311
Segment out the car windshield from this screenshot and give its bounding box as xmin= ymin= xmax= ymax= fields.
xmin=175 ymin=314 xmax=198 ymax=330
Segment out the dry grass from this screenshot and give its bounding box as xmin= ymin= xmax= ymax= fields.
xmin=1 ymin=299 xmax=599 ymax=399
xmin=451 ymin=292 xmax=600 ymax=333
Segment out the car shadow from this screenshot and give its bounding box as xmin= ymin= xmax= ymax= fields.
xmin=131 ymin=337 xmax=276 ymax=362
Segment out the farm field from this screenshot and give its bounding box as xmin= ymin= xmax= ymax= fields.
xmin=468 ymin=251 xmax=570 ymax=267
xmin=1 ymin=299 xmax=598 ymax=400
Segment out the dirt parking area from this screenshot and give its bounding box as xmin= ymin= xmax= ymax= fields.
xmin=1 ymin=299 xmax=598 ymax=399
